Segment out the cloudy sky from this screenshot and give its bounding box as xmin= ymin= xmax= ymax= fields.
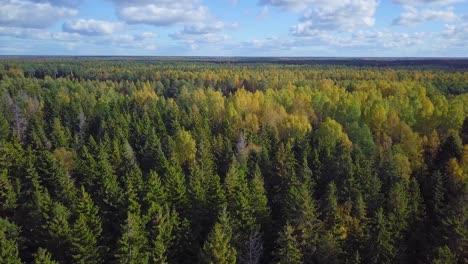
xmin=0 ymin=0 xmax=467 ymax=56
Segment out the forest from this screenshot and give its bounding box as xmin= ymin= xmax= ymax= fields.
xmin=0 ymin=58 xmax=467 ymax=264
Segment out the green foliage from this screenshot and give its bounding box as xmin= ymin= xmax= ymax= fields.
xmin=0 ymin=218 xmax=21 ymax=264
xmin=432 ymin=246 xmax=458 ymax=264
xmin=34 ymin=248 xmax=59 ymax=264
xmin=0 ymin=59 xmax=466 ymax=263
xmin=274 ymin=224 xmax=303 ymax=264
xmin=202 ymin=209 xmax=237 ymax=264
xmin=0 ymin=169 xmax=16 ymax=215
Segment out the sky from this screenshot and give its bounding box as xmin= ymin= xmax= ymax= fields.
xmin=0 ymin=0 xmax=467 ymax=56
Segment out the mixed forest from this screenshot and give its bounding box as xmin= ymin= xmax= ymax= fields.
xmin=0 ymin=58 xmax=467 ymax=264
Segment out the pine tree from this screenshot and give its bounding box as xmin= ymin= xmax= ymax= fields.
xmin=44 ymin=202 xmax=72 ymax=263
xmin=274 ymin=224 xmax=303 ymax=264
xmin=189 ymin=161 xmax=226 ymax=245
xmin=143 ymin=171 xmax=166 ymax=213
xmin=367 ymin=208 xmax=395 ymax=264
xmin=116 ymin=185 xmax=149 ymax=264
xmin=0 ymin=169 xmax=16 ymax=216
xmin=50 ymin=117 xmax=69 ymax=149
xmin=322 ymin=181 xmax=343 ymax=239
xmin=0 ymin=218 xmax=21 ymax=264
xmin=69 ymin=187 xmax=102 ymax=263
xmin=224 ymin=157 xmax=255 ymax=237
xmin=202 ymin=209 xmax=237 ymax=264
xmin=431 ymin=245 xmax=458 ymax=264
xmin=141 ymin=129 xmax=169 ymax=175
xmin=146 ymin=204 xmax=179 ymax=264
xmin=36 ymin=150 xmax=77 ymax=207
xmin=0 ymin=114 xmax=10 ymax=142
xmin=33 ymin=248 xmax=59 ymax=264
xmin=387 ymin=181 xmax=409 ymax=239
xmin=285 ymin=175 xmax=323 ymax=262
xmin=164 ymin=163 xmax=189 ymax=218
xmin=249 ymin=165 xmax=270 ymax=229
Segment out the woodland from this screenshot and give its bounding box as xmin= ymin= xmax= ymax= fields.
xmin=0 ymin=59 xmax=467 ymax=263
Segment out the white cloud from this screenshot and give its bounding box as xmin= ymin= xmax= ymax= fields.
xmin=170 ymin=32 xmax=230 ymax=45
xmin=0 ymin=0 xmax=78 ymax=28
xmin=0 ymin=26 xmax=80 ymax=41
xmin=258 ymin=0 xmax=319 ymax=12
xmin=393 ymin=0 xmax=465 ymax=5
xmin=442 ymin=23 xmax=468 ymax=40
xmin=290 ymin=0 xmax=378 ymax=33
xmin=393 ymin=6 xmax=458 ymax=26
xmin=180 ymin=22 xmax=238 ymax=35
xmin=249 ymin=29 xmax=441 ymax=55
xmin=98 ymin=32 xmax=158 ymax=50
xmin=63 ymin=19 xmax=124 ymax=36
xmin=29 ymin=0 xmax=78 ymax=7
xmin=111 ymin=0 xmax=209 ymax=26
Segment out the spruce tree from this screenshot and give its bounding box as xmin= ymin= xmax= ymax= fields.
xmin=432 ymin=246 xmax=458 ymax=264
xmin=44 ymin=202 xmax=72 ymax=263
xmin=33 ymin=248 xmax=59 ymax=264
xmin=202 ymin=209 xmax=237 ymax=264
xmin=0 ymin=218 xmax=21 ymax=264
xmin=116 ymin=185 xmax=149 ymax=264
xmin=274 ymin=224 xmax=303 ymax=264
xmin=164 ymin=163 xmax=189 ymax=218
xmin=0 ymin=169 xmax=16 ymax=217
xmin=367 ymin=208 xmax=395 ymax=264
xmin=249 ymin=165 xmax=270 ymax=229
xmin=69 ymin=187 xmax=102 ymax=263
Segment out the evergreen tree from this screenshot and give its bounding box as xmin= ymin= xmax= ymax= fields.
xmin=44 ymin=202 xmax=72 ymax=263
xmin=249 ymin=165 xmax=270 ymax=229
xmin=202 ymin=209 xmax=237 ymax=264
xmin=164 ymin=163 xmax=189 ymax=218
xmin=140 ymin=129 xmax=169 ymax=175
xmin=115 ymin=185 xmax=149 ymax=264
xmin=36 ymin=150 xmax=77 ymax=207
xmin=50 ymin=117 xmax=69 ymax=149
xmin=69 ymin=186 xmax=102 ymax=263
xmin=0 ymin=218 xmax=21 ymax=264
xmin=224 ymin=157 xmax=255 ymax=238
xmin=322 ymin=181 xmax=343 ymax=239
xmin=0 ymin=169 xmax=16 ymax=217
xmin=189 ymin=160 xmax=226 ymax=246
xmin=0 ymin=114 xmax=10 ymax=141
xmin=432 ymin=245 xmax=458 ymax=264
xmin=274 ymin=224 xmax=303 ymax=264
xmin=146 ymin=204 xmax=179 ymax=264
xmin=367 ymin=208 xmax=395 ymax=264
xmin=387 ymin=181 xmax=409 ymax=240
xmin=34 ymin=248 xmax=59 ymax=264
xmin=285 ymin=175 xmax=323 ymax=262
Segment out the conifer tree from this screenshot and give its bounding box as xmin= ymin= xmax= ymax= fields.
xmin=202 ymin=209 xmax=237 ymax=264
xmin=286 ymin=176 xmax=323 ymax=263
xmin=432 ymin=246 xmax=458 ymax=264
xmin=164 ymin=163 xmax=189 ymax=218
xmin=367 ymin=208 xmax=395 ymax=264
xmin=249 ymin=165 xmax=270 ymax=229
xmin=0 ymin=114 xmax=10 ymax=141
xmin=274 ymin=224 xmax=303 ymax=264
xmin=322 ymin=181 xmax=343 ymax=239
xmin=0 ymin=169 xmax=16 ymax=216
xmin=70 ymin=186 xmax=102 ymax=263
xmin=224 ymin=157 xmax=255 ymax=236
xmin=34 ymin=248 xmax=59 ymax=264
xmin=0 ymin=218 xmax=21 ymax=264
xmin=44 ymin=202 xmax=72 ymax=263
xmin=116 ymin=183 xmax=149 ymax=264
